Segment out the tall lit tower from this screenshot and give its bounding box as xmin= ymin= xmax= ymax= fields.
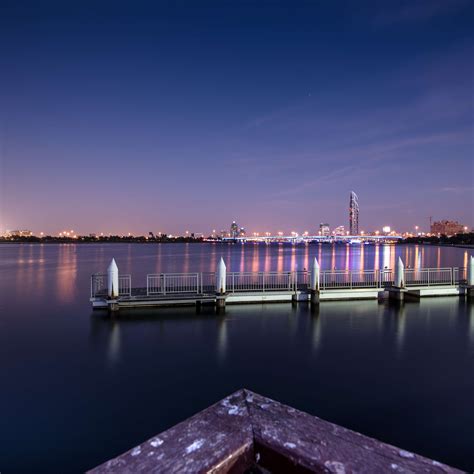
xmin=230 ymin=221 xmax=239 ymax=238
xmin=349 ymin=191 xmax=359 ymax=235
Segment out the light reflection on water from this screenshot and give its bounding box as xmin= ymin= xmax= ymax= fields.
xmin=0 ymin=243 xmax=473 ymax=473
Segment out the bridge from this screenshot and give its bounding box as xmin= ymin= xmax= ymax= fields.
xmin=219 ymin=234 xmax=402 ymax=243
xmin=90 ymin=256 xmax=474 ymax=311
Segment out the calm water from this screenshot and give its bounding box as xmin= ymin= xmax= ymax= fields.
xmin=1 ymin=242 xmax=473 ymax=472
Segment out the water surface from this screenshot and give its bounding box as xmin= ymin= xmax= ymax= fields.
xmin=0 ymin=243 xmax=473 ymax=472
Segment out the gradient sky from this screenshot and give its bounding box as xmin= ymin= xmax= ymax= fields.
xmin=1 ymin=0 xmax=473 ymax=235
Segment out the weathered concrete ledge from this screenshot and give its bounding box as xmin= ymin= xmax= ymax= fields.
xmin=88 ymin=389 xmax=461 ymax=473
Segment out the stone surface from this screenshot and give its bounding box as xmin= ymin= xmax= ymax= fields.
xmin=89 ymin=389 xmax=461 ymax=473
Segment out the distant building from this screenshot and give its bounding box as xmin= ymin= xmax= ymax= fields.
xmin=7 ymin=229 xmax=33 ymax=237
xmin=349 ymin=191 xmax=359 ymax=235
xmin=430 ymin=220 xmax=465 ymax=236
xmin=319 ymin=223 xmax=330 ymax=236
xmin=333 ymin=225 xmax=345 ymax=236
xmin=230 ymin=221 xmax=239 ymax=238
xmin=238 ymin=227 xmax=246 ymax=237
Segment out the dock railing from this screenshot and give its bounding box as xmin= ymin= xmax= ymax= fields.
xmin=91 ymin=273 xmax=107 ymax=298
xmin=319 ymin=269 xmax=394 ymax=290
xmin=118 ymin=275 xmax=132 ymax=296
xmin=405 ymin=267 xmax=460 ymax=287
xmin=147 ymin=273 xmax=202 ymax=296
xmin=91 ymin=266 xmax=464 ymax=299
xmin=91 ymin=273 xmax=132 ymax=298
xmin=226 ymin=271 xmax=294 ymax=293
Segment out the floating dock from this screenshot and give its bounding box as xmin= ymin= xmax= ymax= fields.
xmin=90 ymin=257 xmax=474 ymax=312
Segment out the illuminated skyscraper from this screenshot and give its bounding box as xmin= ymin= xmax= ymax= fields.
xmin=349 ymin=192 xmax=359 ymax=235
xmin=319 ymin=223 xmax=330 ymax=236
xmin=230 ymin=221 xmax=239 ymax=238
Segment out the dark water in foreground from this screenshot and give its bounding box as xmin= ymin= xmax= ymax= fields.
xmin=0 ymin=243 xmax=473 ymax=472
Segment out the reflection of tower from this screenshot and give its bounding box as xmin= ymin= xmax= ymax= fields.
xmin=311 ymin=310 xmax=322 ymax=353
xmin=108 ymin=322 xmax=121 ymax=365
xmin=349 ymin=191 xmax=359 ymax=235
xmin=217 ymin=319 xmax=227 ymax=363
xmin=468 ymin=301 xmax=474 ymax=347
xmin=395 ymin=303 xmax=406 ymax=355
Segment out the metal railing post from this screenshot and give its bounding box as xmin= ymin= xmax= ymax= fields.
xmin=350 ymin=271 xmax=353 ymax=289
xmin=163 ymin=274 xmax=166 ymax=295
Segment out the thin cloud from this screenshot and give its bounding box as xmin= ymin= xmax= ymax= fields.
xmin=441 ymin=186 xmax=474 ymax=194
xmin=374 ymin=0 xmax=470 ymax=25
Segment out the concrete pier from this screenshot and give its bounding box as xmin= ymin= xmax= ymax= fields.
xmin=89 ymin=389 xmax=461 ymax=473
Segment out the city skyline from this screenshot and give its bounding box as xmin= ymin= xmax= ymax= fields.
xmin=1 ymin=1 xmax=473 ymax=234
xmin=3 ymin=191 xmax=470 ymax=237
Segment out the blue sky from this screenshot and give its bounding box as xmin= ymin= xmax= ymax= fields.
xmin=0 ymin=0 xmax=473 ymax=234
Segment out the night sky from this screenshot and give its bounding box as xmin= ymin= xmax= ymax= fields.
xmin=1 ymin=0 xmax=473 ymax=235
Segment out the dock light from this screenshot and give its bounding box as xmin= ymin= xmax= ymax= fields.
xmin=361 ymin=230 xmax=365 ymax=235
xmin=383 ymin=226 xmax=391 ymax=233
xmin=375 ymin=230 xmax=380 ymax=235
